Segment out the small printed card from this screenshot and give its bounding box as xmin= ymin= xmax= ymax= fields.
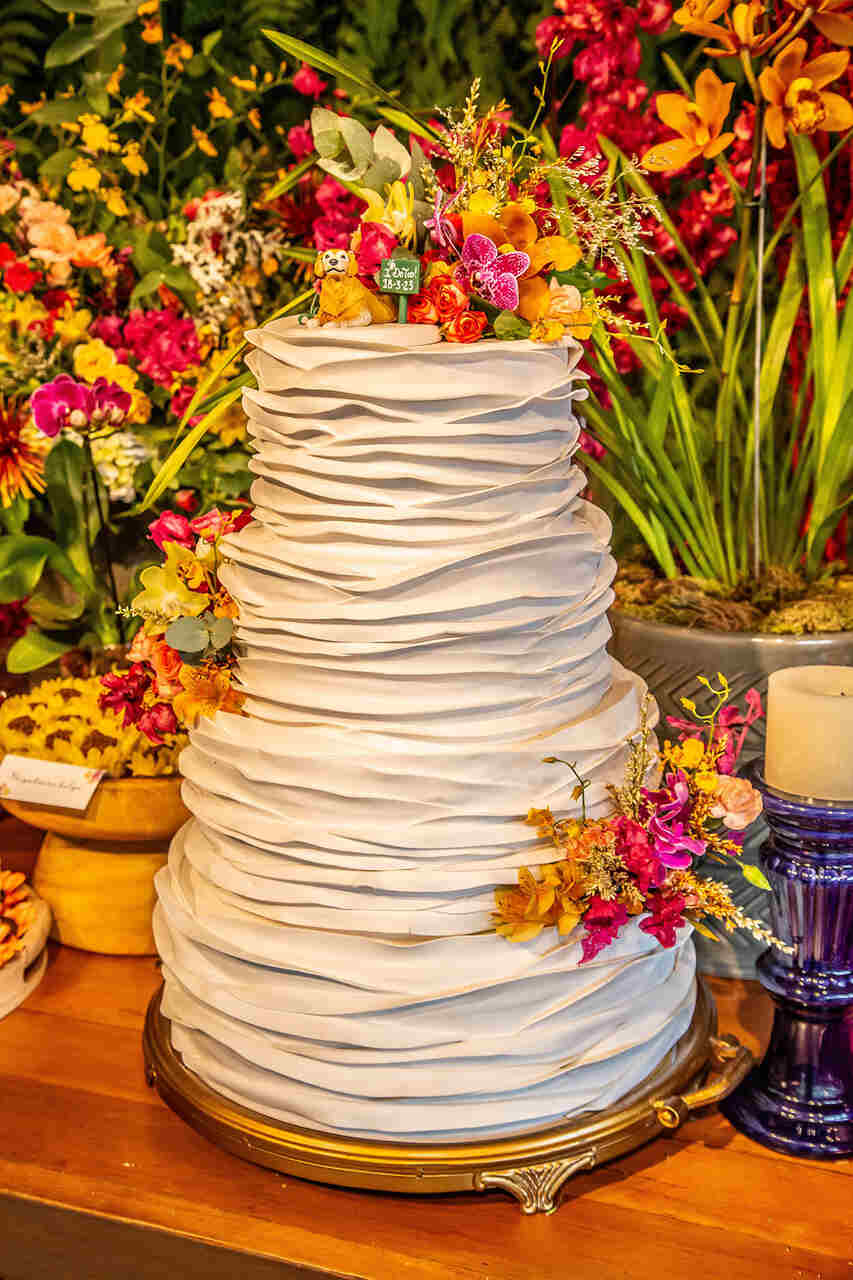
xmin=0 ymin=755 xmax=104 ymax=811
xmin=379 ymin=256 xmax=421 ymax=295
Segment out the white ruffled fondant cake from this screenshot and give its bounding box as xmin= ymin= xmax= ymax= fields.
xmin=153 ymin=320 xmax=696 ymax=1143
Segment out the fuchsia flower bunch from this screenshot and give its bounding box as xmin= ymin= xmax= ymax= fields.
xmin=495 ymin=676 xmax=779 ymax=962
xmin=96 ymin=309 xmax=201 ymax=389
xmin=29 ymin=374 xmax=131 ymax=438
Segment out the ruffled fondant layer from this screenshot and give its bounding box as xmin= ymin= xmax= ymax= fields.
xmin=157 ymin=322 xmax=691 ymax=1140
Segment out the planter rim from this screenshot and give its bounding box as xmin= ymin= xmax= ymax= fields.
xmin=611 ymin=608 xmax=853 ymax=648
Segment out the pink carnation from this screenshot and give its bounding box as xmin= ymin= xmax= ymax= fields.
xmin=147 ymin=511 xmax=194 ymax=551
xmin=355 ymin=222 xmax=398 ymax=276
xmin=122 ymin=309 xmax=201 ymax=388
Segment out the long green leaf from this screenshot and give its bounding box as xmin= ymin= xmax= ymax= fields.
xmin=792 ymin=135 xmax=838 ymax=458
xmin=261 ymin=31 xmax=440 ymax=140
xmin=142 ymin=389 xmax=245 ymax=510
xmin=262 ymin=156 xmax=317 ymax=201
xmin=583 ymin=455 xmax=678 ymax=577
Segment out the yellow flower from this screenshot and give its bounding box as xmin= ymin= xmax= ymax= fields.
xmin=121 ymin=141 xmax=148 ymax=176
xmin=141 ymin=18 xmax=163 ymax=42
xmin=19 ymin=96 xmax=46 ymax=116
xmin=73 ymin=338 xmax=116 ymax=383
xmin=121 ymin=92 xmax=155 ymax=124
xmin=211 ymin=401 xmax=247 ymax=447
xmin=165 ymin=37 xmax=193 ymax=69
xmin=207 ymin=87 xmax=233 ymax=119
xmin=643 ymin=69 xmax=735 ymax=171
xmin=0 ymin=86 xmax=13 ymax=108
xmin=133 ymin=544 xmax=211 ymax=621
xmin=137 ymin=0 xmax=159 ymax=13
xmin=467 ymin=188 xmax=499 ymax=216
xmin=173 ymin=664 xmax=245 ymax=728
xmin=106 ymin=64 xmax=125 ymax=96
xmin=695 ymin=771 xmax=721 ymax=793
xmin=12 ymin=296 xmax=49 ymax=336
xmin=103 ymin=187 xmax=128 ymax=217
xmin=529 ymin=319 xmax=566 ymax=344
xmin=121 ymin=141 xmax=149 ymax=176
xmin=676 ymin=737 xmax=707 ymax=769
xmin=230 ymin=74 xmax=257 ymax=91
xmin=358 ymin=180 xmax=416 ymax=244
xmin=425 ymin=260 xmax=453 ymax=283
xmin=191 ymin=125 xmax=217 ymax=157
xmin=127 ymin=390 xmax=152 ymax=425
xmin=54 ymin=305 xmax=93 ymax=346
xmin=78 ymin=113 xmax=119 ymax=154
xmin=494 ymin=867 xmax=558 ymax=942
xmin=66 ymin=156 xmax=101 ymax=192
xmin=760 ymin=40 xmax=853 ymax=148
xmin=248 ymin=107 xmax=261 ymax=130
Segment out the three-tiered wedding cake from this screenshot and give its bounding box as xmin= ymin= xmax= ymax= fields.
xmin=152 ymin=320 xmax=695 ymax=1142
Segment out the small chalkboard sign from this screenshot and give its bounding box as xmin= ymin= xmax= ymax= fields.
xmin=379 ymin=256 xmax=421 ymax=322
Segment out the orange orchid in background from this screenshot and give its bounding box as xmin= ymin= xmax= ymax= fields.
xmin=786 ymin=0 xmax=853 ymax=46
xmin=759 ymin=40 xmax=853 ymax=147
xmin=673 ymin=0 xmax=730 ymax=24
xmin=173 ymin=662 xmax=245 ymax=727
xmin=696 ymin=1 xmax=794 ymax=57
xmin=643 ymin=69 xmax=736 ymax=171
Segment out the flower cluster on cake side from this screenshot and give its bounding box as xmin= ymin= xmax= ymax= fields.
xmin=495 ymin=675 xmax=784 ymax=962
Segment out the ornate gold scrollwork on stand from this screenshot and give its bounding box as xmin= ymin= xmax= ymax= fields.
xmin=474 ymin=1151 xmax=597 ymax=1214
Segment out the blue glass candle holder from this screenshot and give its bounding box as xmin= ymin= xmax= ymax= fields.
xmin=721 ymin=764 xmax=853 ymax=1158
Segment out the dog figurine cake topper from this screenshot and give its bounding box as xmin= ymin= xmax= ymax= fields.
xmin=302 ymin=249 xmax=396 ymax=329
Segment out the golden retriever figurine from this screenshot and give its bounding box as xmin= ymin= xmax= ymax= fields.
xmin=304 ymin=249 xmax=396 ymax=328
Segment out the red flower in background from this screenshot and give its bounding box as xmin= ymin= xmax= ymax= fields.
xmin=292 ymin=63 xmax=328 ymax=99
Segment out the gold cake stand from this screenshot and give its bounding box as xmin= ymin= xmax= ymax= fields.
xmin=143 ymin=978 xmax=751 ymax=1214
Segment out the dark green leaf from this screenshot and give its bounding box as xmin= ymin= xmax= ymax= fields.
xmin=6 ymin=630 xmax=74 ymax=674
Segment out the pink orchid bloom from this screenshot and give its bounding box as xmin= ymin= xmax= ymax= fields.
xmin=425 ymin=188 xmax=462 ymax=251
xmin=455 ymin=233 xmax=530 ymax=311
xmin=30 ymin=374 xmax=93 ymax=438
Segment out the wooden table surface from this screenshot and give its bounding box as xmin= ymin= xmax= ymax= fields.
xmin=2 ymin=822 xmax=852 ymax=1280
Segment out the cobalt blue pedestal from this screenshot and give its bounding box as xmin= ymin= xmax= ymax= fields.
xmin=721 ymin=766 xmax=853 ymax=1158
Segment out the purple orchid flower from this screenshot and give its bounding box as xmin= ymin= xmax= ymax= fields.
xmin=647 ymin=815 xmax=706 ymax=869
xmin=30 ymin=374 xmax=94 ymax=438
xmin=424 ymin=188 xmax=463 ymax=252
xmin=455 ymin=233 xmax=530 ymax=311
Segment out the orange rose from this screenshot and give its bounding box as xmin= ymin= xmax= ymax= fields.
xmin=72 ymin=232 xmax=113 ymax=273
xmin=443 ymin=309 xmax=488 ymax=344
xmin=425 ymin=275 xmax=470 ymax=321
xmin=711 ymin=775 xmax=763 ymax=831
xmin=25 ymin=220 xmax=78 ymax=285
xmin=408 ymin=291 xmax=440 ymax=324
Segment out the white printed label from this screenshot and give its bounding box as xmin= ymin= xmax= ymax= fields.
xmin=0 ymin=755 xmax=104 ymax=811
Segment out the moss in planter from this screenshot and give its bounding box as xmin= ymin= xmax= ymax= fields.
xmin=614 ymin=561 xmax=853 ymax=634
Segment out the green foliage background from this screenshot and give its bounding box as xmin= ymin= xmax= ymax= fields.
xmin=10 ymin=0 xmax=546 ymax=114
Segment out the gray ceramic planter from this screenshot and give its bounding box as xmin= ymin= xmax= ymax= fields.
xmin=609 ymin=611 xmax=853 ymax=978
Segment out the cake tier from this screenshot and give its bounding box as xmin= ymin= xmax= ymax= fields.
xmin=156 ymin=322 xmax=695 ymax=1140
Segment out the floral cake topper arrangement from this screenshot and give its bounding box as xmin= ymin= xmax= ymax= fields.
xmin=279 ymin=43 xmax=652 ymax=345
xmin=495 ymin=675 xmax=783 ymax=961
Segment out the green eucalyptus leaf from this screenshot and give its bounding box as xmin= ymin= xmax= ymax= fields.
xmin=165 ymin=615 xmax=209 ymax=653
xmin=207 ymin=616 xmax=233 ymax=650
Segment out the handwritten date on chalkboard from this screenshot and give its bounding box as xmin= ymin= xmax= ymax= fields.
xmin=379 ymin=257 xmax=421 ymax=295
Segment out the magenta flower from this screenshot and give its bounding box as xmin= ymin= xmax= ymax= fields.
xmin=99 ymin=663 xmax=151 ymax=728
xmin=287 ymin=121 xmax=314 ymax=160
xmin=355 ymin=222 xmax=398 ymax=276
xmin=640 ymin=892 xmax=687 ymax=949
xmin=580 ymin=895 xmax=630 ymax=963
xmin=91 ymin=378 xmax=132 ymax=424
xmin=455 ymin=234 xmax=530 ymax=310
xmin=292 ymin=63 xmax=328 ymax=99
xmin=30 ymin=374 xmax=93 ymax=438
xmin=148 ymin=511 xmax=194 ymax=552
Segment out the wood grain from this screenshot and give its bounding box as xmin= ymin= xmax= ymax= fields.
xmin=1 ymin=818 xmax=851 ymax=1280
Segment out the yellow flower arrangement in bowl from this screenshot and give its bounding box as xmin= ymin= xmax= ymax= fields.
xmin=0 ymin=675 xmax=191 ymax=955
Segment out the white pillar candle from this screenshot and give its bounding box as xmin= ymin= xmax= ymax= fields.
xmin=765 ymin=665 xmax=853 ymax=801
